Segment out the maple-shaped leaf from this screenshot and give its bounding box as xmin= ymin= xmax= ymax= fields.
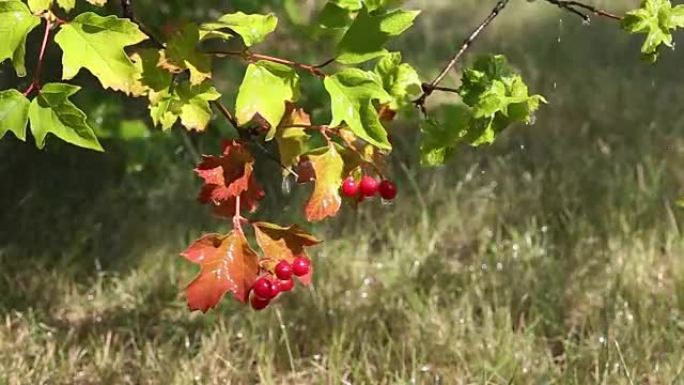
xmin=253 ymin=222 xmax=321 ymax=285
xmin=0 ymin=0 xmax=41 ymax=77
xmin=54 ymin=12 xmax=147 ymax=94
xmin=235 ymin=61 xmax=300 ymax=137
xmin=336 ymin=6 xmax=420 ymax=64
xmin=195 ymin=140 xmax=265 ymax=218
xmin=182 ymin=230 xmax=260 ymax=311
xmin=160 ymin=23 xmax=212 ymax=85
xmin=374 ymin=52 xmax=421 ymax=110
xmin=0 ymin=89 xmax=30 ymax=141
xmin=304 ymin=143 xmax=344 ymax=222
xmin=148 ymin=81 xmax=220 ymax=132
xmin=325 ymin=68 xmax=392 ymax=149
xmin=200 ymin=12 xmax=278 ymax=47
xmin=130 ymin=48 xmax=173 ymax=93
xmin=622 ymin=0 xmax=684 ymax=62
xmin=28 ymin=83 xmax=103 ymax=151
xmin=275 ymin=104 xmax=312 ymax=173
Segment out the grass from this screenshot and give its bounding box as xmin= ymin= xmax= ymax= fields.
xmin=2 ymin=0 xmax=684 ymax=384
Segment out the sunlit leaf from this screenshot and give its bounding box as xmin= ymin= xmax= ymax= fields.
xmin=336 ymin=6 xmax=419 ymax=64
xmin=235 ymin=61 xmax=300 ymax=137
xmin=253 ymin=222 xmax=321 ymax=285
xmin=201 ymin=12 xmax=277 ymax=47
xmin=325 ymin=68 xmax=392 ymax=149
xmin=0 ymin=89 xmax=30 ymax=141
xmin=182 ymin=230 xmax=260 ymax=311
xmin=55 ymin=12 xmax=147 ymax=94
xmin=0 ymin=0 xmax=41 ymax=77
xmin=305 ymin=143 xmax=344 ymax=221
xmin=28 ymin=83 xmax=103 ymax=151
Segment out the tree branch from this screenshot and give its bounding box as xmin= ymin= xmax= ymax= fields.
xmin=414 ymin=0 xmax=511 ymax=112
xmin=542 ymin=0 xmax=622 ymax=22
xmin=119 ymin=0 xmax=164 ymax=48
xmin=205 ymin=50 xmax=327 ymax=78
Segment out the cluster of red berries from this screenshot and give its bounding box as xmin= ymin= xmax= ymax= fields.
xmin=341 ymin=175 xmax=397 ymax=201
xmin=249 ymin=256 xmax=311 ymax=310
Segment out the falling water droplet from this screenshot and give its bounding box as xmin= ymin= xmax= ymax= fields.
xmin=557 ymin=18 xmax=563 ymax=43
xmin=527 ymin=114 xmax=537 ymax=126
xmin=553 ymin=81 xmax=557 ymax=89
xmin=582 ymin=18 xmax=591 ymax=26
xmin=281 ymin=174 xmax=294 ymax=195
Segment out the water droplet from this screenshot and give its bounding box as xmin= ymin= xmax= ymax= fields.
xmin=557 ymin=18 xmax=563 ymax=43
xmin=553 ymin=81 xmax=558 ymax=89
xmin=582 ymin=18 xmax=591 ymax=26
xmin=527 ymin=114 xmax=537 ymax=126
xmin=281 ymin=175 xmax=294 ymax=195
xmin=598 ymin=336 xmax=606 ymax=344
xmin=496 ymin=262 xmax=503 ymax=271
xmin=520 ymin=144 xmax=526 ymax=150
xmin=481 ymin=263 xmax=488 ymax=271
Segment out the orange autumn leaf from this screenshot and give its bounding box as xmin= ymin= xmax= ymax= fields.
xmin=182 ymin=230 xmax=260 ymax=312
xmin=304 ymin=143 xmax=344 ymax=222
xmin=253 ymin=222 xmax=321 ymax=285
xmin=195 ymin=140 xmax=264 ymax=218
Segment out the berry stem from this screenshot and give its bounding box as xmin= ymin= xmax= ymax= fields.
xmin=233 ymin=195 xmax=243 ymax=233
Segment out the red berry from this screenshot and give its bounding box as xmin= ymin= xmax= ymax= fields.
xmin=292 ymin=257 xmax=311 ymax=276
xmin=269 ymin=279 xmax=281 ymax=298
xmin=379 ymin=180 xmax=397 ymax=200
xmin=250 ymin=294 xmax=270 ymax=310
xmin=275 ymin=260 xmax=293 ymax=280
xmin=341 ymin=177 xmax=359 ymax=197
xmin=278 ymin=279 xmax=294 ymax=292
xmin=359 ymin=175 xmax=379 ymax=197
xmin=252 ymin=277 xmax=273 ymax=299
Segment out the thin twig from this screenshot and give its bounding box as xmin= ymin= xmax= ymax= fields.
xmin=315 ymin=58 xmax=336 ymax=68
xmin=119 ymin=0 xmax=164 ymax=48
xmin=205 ymin=50 xmax=327 ymax=78
xmin=23 ymin=19 xmax=52 ymax=96
xmin=542 ymin=0 xmax=622 ymax=22
xmin=210 ymin=100 xmax=238 ymax=128
xmin=414 ymin=0 xmax=511 ymax=112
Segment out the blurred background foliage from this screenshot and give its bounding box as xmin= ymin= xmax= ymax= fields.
xmin=2 ymin=0 xmax=684 ymax=383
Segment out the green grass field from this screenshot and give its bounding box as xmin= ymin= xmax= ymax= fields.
xmin=1 ymin=1 xmax=684 ymax=384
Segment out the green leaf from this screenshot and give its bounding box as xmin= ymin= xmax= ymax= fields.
xmin=0 ymin=0 xmax=41 ymax=77
xmin=160 ymin=24 xmax=212 ymax=86
xmin=149 ymin=81 xmax=220 ymax=132
xmin=56 ymin=0 xmax=74 ymax=11
xmin=201 ymin=12 xmax=277 ymax=47
xmin=28 ymin=83 xmax=103 ymax=151
xmin=27 ymin=0 xmax=51 ymax=14
xmin=336 ymin=6 xmax=419 ymax=64
xmin=330 ymin=0 xmax=362 ymax=11
xmin=374 ymin=52 xmax=421 ymax=110
xmin=276 ymin=106 xmax=312 ymax=171
xmin=622 ymin=0 xmax=683 ymax=62
xmin=235 ymin=61 xmax=300 ymax=138
xmin=130 ymin=48 xmax=173 ymax=92
xmin=55 ymin=12 xmax=147 ymax=94
xmin=419 ymin=104 xmax=472 ymax=166
xmin=0 ymin=89 xmax=30 ymax=141
xmin=458 ymin=54 xmax=546 ymax=145
xmin=325 ymin=68 xmax=392 ymax=149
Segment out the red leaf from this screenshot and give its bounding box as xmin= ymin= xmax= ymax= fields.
xmin=182 ymin=230 xmax=260 ymax=312
xmin=195 ymin=140 xmax=264 ymax=218
xmin=253 ymin=222 xmax=321 ymax=285
xmin=304 ymin=144 xmax=344 ymax=222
